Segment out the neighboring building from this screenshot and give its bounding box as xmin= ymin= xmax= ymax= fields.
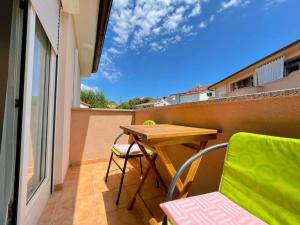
xmin=134 ymin=85 xmax=214 ymax=109
xmin=0 ymin=0 xmax=111 ymax=224
xmin=133 ymin=98 xmax=171 ymax=109
xmin=209 ymin=40 xmax=300 ymax=98
xmin=80 ymin=101 xmax=91 ymax=108
xmin=173 ymin=84 xmax=215 ymax=104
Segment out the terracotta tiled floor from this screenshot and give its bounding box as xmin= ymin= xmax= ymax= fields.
xmin=38 ymin=158 xmax=166 ymax=225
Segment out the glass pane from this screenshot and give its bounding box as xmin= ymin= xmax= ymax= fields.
xmin=27 ymin=19 xmax=51 ymax=202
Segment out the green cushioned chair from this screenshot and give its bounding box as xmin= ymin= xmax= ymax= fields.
xmin=105 ymin=120 xmax=157 ymax=205
xmin=162 ymin=132 xmax=300 ymax=225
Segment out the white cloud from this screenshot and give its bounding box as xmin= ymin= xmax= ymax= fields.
xmin=92 ymin=0 xmax=257 ymax=82
xmin=242 ymin=0 xmax=251 ymax=7
xmin=219 ymin=0 xmax=251 ymax=12
xmin=163 ymin=6 xmax=187 ymax=31
xmin=182 ymin=25 xmax=193 ymax=33
xmin=94 ymin=51 xmax=122 ymax=83
xmin=150 ymin=42 xmax=164 ymax=52
xmin=81 ymin=84 xmax=99 ymax=92
xmin=110 ymin=0 xmax=205 ymax=51
xmin=264 ymin=0 xmax=286 ymax=10
xmin=107 ymin=47 xmax=120 ymax=54
xmin=198 ymin=21 xmax=207 ymax=29
xmin=189 ymin=3 xmax=201 ymax=17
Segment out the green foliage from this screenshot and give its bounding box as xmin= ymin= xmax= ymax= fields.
xmin=81 ymin=90 xmax=109 ymax=108
xmin=107 ymin=101 xmax=117 ymax=109
xmin=81 ymin=89 xmax=153 ymax=110
xmin=116 ymin=102 xmax=131 ymax=109
xmin=117 ymin=97 xmax=153 ymax=109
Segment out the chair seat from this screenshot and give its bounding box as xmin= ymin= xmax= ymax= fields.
xmin=112 ymin=144 xmax=149 ymax=157
xmin=160 ymin=192 xmax=267 ymax=225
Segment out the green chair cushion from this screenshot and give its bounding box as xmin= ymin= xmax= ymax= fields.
xmin=220 ymin=132 xmax=300 ymax=225
xmin=112 ymin=144 xmax=144 ymax=157
xmin=143 ymin=120 xmax=156 ymax=125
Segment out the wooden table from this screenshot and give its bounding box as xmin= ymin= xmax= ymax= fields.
xmin=120 ymin=124 xmax=219 ymax=214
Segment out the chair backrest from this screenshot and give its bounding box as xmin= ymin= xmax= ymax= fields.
xmin=143 ymin=120 xmax=156 ymax=126
xmin=219 ymin=132 xmax=300 ymax=225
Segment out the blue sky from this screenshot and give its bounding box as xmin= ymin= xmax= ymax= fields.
xmin=82 ymin=0 xmax=300 ymax=103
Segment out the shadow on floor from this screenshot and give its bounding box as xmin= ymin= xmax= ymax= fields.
xmin=38 ymin=158 xmax=166 ymax=225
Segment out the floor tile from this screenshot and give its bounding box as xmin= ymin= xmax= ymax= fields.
xmin=38 ymin=160 xmax=168 ymax=225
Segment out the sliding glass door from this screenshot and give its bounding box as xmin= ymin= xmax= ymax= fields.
xmin=18 ymin=5 xmax=56 ymax=225
xmin=26 ymin=18 xmax=51 ymax=202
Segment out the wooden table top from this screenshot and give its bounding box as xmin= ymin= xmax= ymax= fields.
xmin=120 ymin=124 xmax=218 ymax=140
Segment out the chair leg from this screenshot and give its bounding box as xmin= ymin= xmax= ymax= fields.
xmin=105 ymin=152 xmax=114 ymax=182
xmin=163 ymin=216 xmax=168 ymax=225
xmin=115 ymin=155 xmax=129 ymax=205
xmin=154 ymin=158 xmax=160 ymax=188
xmin=139 ymin=157 xmax=143 ymax=176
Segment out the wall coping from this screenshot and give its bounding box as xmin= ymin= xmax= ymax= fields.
xmin=135 ymin=88 xmax=300 ymax=111
xmin=73 ymin=88 xmax=300 ymax=113
xmin=72 ymin=108 xmax=134 ymax=113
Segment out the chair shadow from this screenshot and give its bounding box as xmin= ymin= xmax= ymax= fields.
xmin=37 ymin=158 xmax=165 ymax=225
xmin=101 ymin=158 xmax=166 ymax=225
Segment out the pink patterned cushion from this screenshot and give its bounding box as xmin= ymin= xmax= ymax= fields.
xmin=113 ymin=144 xmax=142 ymax=154
xmin=160 ymin=192 xmax=267 ymax=225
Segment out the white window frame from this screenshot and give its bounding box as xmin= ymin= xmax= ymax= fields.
xmin=17 ymin=4 xmax=57 ymax=225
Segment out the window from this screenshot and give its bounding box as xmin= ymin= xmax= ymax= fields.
xmin=231 ymin=76 xmax=254 ymax=91
xmin=216 ymin=86 xmax=226 ymax=97
xmin=27 ymin=18 xmax=51 ymax=201
xmin=285 ymin=56 xmax=300 ymax=76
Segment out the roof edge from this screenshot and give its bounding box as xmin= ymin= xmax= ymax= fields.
xmin=92 ymin=0 xmax=113 ymax=73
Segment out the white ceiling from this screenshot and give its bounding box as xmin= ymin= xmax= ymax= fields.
xmin=62 ymin=0 xmax=100 ymax=76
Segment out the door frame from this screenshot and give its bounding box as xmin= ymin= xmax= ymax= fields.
xmin=16 ymin=4 xmax=57 ymax=225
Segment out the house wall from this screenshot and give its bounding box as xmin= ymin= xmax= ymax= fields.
xmin=180 ymin=92 xmax=210 ymax=103
xmin=69 ymin=109 xmax=134 ymax=165
xmin=54 ymin=12 xmax=79 ymax=185
xmin=213 ymin=42 xmax=300 ymax=97
xmin=224 ymin=71 xmax=300 ymax=97
xmin=134 ymin=90 xmax=300 ymax=196
xmin=180 ymin=94 xmax=200 ymax=103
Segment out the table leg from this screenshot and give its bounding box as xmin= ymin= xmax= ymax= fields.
xmin=155 ymin=147 xmax=184 ymax=192
xmin=128 ymin=154 xmax=157 ymax=210
xmin=134 ymin=138 xmax=168 ymax=191
xmin=179 ymin=141 xmax=208 ymax=198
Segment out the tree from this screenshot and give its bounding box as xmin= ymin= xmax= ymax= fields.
xmin=117 ymin=97 xmax=153 ymax=109
xmin=80 ymin=90 xmax=109 ymax=108
xmin=116 ymin=102 xmax=131 ymax=109
xmin=107 ymin=101 xmax=117 ymax=109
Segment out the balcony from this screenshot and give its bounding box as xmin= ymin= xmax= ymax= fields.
xmin=38 ymin=88 xmax=300 ymax=225
xmin=225 ymin=86 xmax=264 ymax=97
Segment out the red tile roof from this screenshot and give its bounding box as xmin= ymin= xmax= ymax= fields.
xmin=80 ymin=101 xmax=91 ymax=108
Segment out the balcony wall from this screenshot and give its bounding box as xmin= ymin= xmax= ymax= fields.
xmin=69 ymin=108 xmax=134 ymax=166
xmin=264 ymin=70 xmax=300 ymax=92
xmin=69 ymin=89 xmax=300 ymax=196
xmin=225 ymin=86 xmax=264 ymax=97
xmin=134 ymin=89 xmax=300 ymax=196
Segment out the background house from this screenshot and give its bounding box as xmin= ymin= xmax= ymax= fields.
xmin=80 ymin=101 xmax=91 ymax=108
xmin=172 ymin=84 xmax=215 ymax=104
xmin=209 ymin=40 xmax=300 ymax=98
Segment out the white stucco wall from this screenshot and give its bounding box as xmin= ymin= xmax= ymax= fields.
xmin=180 ymin=92 xmax=209 ymax=103
xmin=54 ymin=12 xmax=79 ymax=185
